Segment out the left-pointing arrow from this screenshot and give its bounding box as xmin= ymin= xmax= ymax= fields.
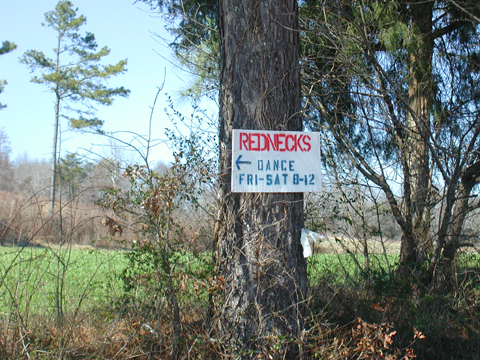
xmin=235 ymin=155 xmax=251 ymax=170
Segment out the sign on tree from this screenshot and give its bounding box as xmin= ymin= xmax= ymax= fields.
xmin=231 ymin=129 xmax=322 ymax=192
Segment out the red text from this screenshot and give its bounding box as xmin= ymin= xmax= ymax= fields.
xmin=239 ymin=132 xmax=312 ymax=152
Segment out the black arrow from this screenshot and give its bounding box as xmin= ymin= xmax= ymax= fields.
xmin=235 ymin=155 xmax=251 ymax=170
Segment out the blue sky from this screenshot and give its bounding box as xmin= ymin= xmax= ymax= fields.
xmin=0 ymin=0 xmax=202 ymax=165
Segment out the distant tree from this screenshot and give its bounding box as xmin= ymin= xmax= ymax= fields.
xmin=0 ymin=40 xmax=18 ymax=110
xmin=58 ymin=152 xmax=92 ymax=200
xmin=20 ymin=0 xmax=129 ymax=215
xmin=90 ymin=157 xmax=122 ymax=189
xmin=0 ymin=128 xmax=13 ymax=191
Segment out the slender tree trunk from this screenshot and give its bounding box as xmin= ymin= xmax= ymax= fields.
xmin=50 ymin=32 xmax=62 ymax=217
xmin=432 ymin=160 xmax=480 ymax=290
xmin=216 ymin=0 xmax=307 ymax=358
xmin=435 ymin=182 xmax=472 ymax=289
xmin=50 ymin=92 xmax=60 ymax=217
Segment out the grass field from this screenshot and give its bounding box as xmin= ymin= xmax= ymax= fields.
xmin=0 ymin=246 xmax=126 ymax=318
xmin=0 ymin=245 xmax=216 ymax=319
xmin=1 ymin=245 xmax=478 ymax=318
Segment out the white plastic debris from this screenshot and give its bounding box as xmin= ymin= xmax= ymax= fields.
xmin=300 ymin=228 xmax=312 ymax=257
xmin=300 ymin=228 xmax=325 ymax=257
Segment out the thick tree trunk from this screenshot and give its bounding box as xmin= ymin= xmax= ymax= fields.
xmin=399 ymin=1 xmax=434 ymax=268
xmin=216 ymin=0 xmax=307 ymax=358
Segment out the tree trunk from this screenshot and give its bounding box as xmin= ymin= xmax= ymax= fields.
xmin=399 ymin=1 xmax=434 ymax=269
xmin=216 ymin=0 xmax=307 ymax=358
xmin=50 ymin=91 xmax=60 ymax=217
xmin=50 ymin=33 xmax=62 ymax=218
xmin=432 ymin=160 xmax=480 ymax=291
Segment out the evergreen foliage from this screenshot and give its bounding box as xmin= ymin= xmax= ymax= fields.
xmin=0 ymin=40 xmax=18 ymax=110
xmin=58 ymin=152 xmax=92 ymax=199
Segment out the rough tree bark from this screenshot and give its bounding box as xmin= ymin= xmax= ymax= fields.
xmin=399 ymin=0 xmax=434 ymax=268
xmin=215 ymin=0 xmax=307 ymax=358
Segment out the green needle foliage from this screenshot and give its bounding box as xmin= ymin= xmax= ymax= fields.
xmin=0 ymin=40 xmax=18 ymax=110
xmin=0 ymin=41 xmax=17 ymax=56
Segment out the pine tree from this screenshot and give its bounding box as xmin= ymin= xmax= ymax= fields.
xmin=21 ymin=1 xmax=129 ymax=215
xmin=58 ymin=152 xmax=92 ymax=200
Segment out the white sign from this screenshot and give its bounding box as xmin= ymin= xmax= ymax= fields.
xmin=231 ymin=129 xmax=322 ymax=193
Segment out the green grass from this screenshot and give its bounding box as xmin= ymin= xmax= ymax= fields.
xmin=0 ymin=246 xmax=127 ymax=318
xmin=0 ymin=244 xmax=477 ymax=320
xmin=0 ymin=245 xmax=214 ymax=321
xmin=307 ymin=251 xmax=480 ymax=288
xmin=307 ymin=252 xmax=399 ymax=285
